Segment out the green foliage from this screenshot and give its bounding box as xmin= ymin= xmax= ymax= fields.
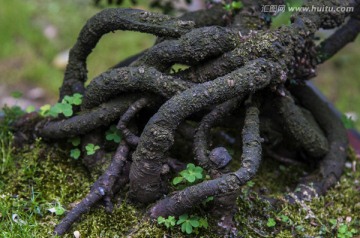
xmin=11 ymin=91 xmax=23 ymax=99
xmin=0 ymin=133 xmax=14 ymax=175
xmin=157 ymin=216 xmax=176 ymax=229
xmin=271 ymin=0 xmax=304 ymax=28
xmin=68 ymin=137 xmax=81 ymax=147
xmin=49 ymin=102 xmax=73 ymax=117
xmin=70 ymin=148 xmax=81 ymax=160
xmin=85 ymin=143 xmax=100 ymax=155
xmin=266 ymin=218 xmax=276 ymax=227
xmin=176 ymin=214 xmax=200 ymax=234
xmin=39 ymin=104 xmax=51 ymax=117
xmin=105 ymin=125 xmax=122 ymax=143
xmin=48 ymin=202 xmax=66 ymax=216
xmin=25 ymin=105 xmax=36 ymax=113
xmin=62 ymin=93 xmax=83 ymax=106
xmin=0 ymin=106 xmax=25 ymax=124
xmin=157 ymin=214 xmax=208 ymax=235
xmin=337 ymin=224 xmax=357 ymax=238
xmin=341 ymin=114 xmax=356 ymax=129
xmin=45 ymin=93 xmax=83 ymax=118
xmin=172 ymin=163 xmax=203 ymax=185
xmin=68 ymin=137 xmax=81 ymax=159
xmin=224 ymin=1 xmax=243 ymax=12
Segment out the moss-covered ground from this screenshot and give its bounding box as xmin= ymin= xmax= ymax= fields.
xmin=0 ymin=1 xmax=359 ymax=237
xmin=1 ymin=107 xmax=359 ymax=238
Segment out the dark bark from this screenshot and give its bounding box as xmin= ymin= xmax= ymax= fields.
xmin=129 ymin=59 xmax=282 ymax=203
xmin=289 ymin=84 xmax=348 ymax=200
xmin=15 ymin=0 xmax=358 ymax=235
xmin=150 ymin=96 xmax=262 ymax=217
xmin=59 ymin=8 xmax=194 ymax=99
xmin=54 ymin=142 xmax=130 ymax=236
xmin=274 ymin=90 xmax=329 ymax=158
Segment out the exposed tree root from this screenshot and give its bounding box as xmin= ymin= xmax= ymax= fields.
xmin=12 ymin=1 xmax=359 ymax=235
xmin=149 ymin=96 xmax=262 ymax=218
xmin=288 ymin=84 xmax=348 ymax=201
xmin=117 ymin=97 xmax=150 ymax=147
xmin=54 ymin=141 xmax=130 ymax=236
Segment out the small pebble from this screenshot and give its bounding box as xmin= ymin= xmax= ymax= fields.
xmin=74 ymin=230 xmax=80 ymax=238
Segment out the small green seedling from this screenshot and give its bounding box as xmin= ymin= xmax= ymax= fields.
xmin=173 ymin=163 xmax=203 ymax=185
xmin=47 ymin=93 xmax=83 ymax=117
xmin=68 ymin=137 xmax=81 ymax=147
xmin=105 ymin=125 xmax=122 ymax=143
xmin=48 ymin=203 xmax=66 ymax=216
xmin=329 ymin=218 xmax=338 ymax=229
xmin=176 ymin=214 xmax=200 ymax=234
xmin=267 ymin=218 xmax=276 ymax=227
xmin=62 ymin=93 xmax=83 ymax=106
xmin=271 ymin=0 xmax=304 ymax=28
xmin=70 ymin=148 xmax=81 ymax=160
xmin=26 ymin=105 xmax=36 ymax=113
xmin=246 ymin=181 xmax=255 ymax=187
xmin=157 ymin=216 xmax=176 ymax=229
xmin=11 ymin=91 xmax=23 ymax=99
xmin=337 ymin=224 xmax=357 ymax=238
xmin=224 ymin=1 xmax=243 ymax=11
xmin=49 ymin=102 xmax=73 ymax=117
xmin=202 ymin=196 xmax=214 ymax=206
xmin=341 ymin=114 xmax=355 ymax=129
xmin=39 ymin=104 xmax=51 ymax=116
xmin=85 ymin=143 xmax=100 ymax=155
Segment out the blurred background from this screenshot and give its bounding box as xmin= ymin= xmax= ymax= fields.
xmin=0 ymin=0 xmax=359 ymax=129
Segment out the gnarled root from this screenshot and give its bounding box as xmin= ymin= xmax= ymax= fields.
xmin=150 ymin=95 xmax=262 ymax=220
xmin=287 ymin=84 xmax=348 ymax=201
xmin=54 ymin=141 xmax=130 ymax=236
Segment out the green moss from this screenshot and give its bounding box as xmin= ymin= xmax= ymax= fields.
xmin=1 ymin=108 xmax=359 ymax=237
xmin=234 ymin=148 xmax=360 ymax=237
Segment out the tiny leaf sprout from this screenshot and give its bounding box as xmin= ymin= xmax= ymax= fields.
xmin=49 ymin=102 xmax=73 ymax=117
xmin=48 ymin=203 xmax=66 ymax=216
xmin=39 ymin=104 xmax=51 ymax=116
xmin=105 ymin=125 xmax=122 ymax=143
xmin=68 ymin=137 xmax=81 ymax=147
xmin=177 ymin=214 xmax=200 ymax=234
xmin=62 ymin=93 xmax=83 ymax=106
xmin=26 ymin=105 xmax=36 ymax=113
xmin=266 ymin=218 xmax=276 ymax=227
xmin=85 ymin=143 xmax=100 ymax=155
xmin=337 ymin=224 xmax=357 ymax=238
xmin=157 ymin=216 xmax=176 ymax=229
xmin=46 ymin=93 xmax=83 ymax=118
xmin=157 ymin=214 xmax=208 ymax=234
xmin=11 ymin=91 xmax=23 ymax=99
xmin=224 ymin=1 xmax=243 ymax=12
xmin=271 ymin=0 xmax=304 ymax=29
xmin=172 ymin=163 xmax=203 ymax=185
xmin=70 ymin=148 xmax=81 ymax=160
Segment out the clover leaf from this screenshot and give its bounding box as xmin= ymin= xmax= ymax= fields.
xmin=157 ymin=216 xmax=176 ymax=229
xmin=62 ymin=93 xmax=83 ymax=106
xmin=266 ymin=218 xmax=276 ymax=227
xmin=85 ymin=143 xmax=100 ymax=155
xmin=105 ymin=125 xmax=122 ymax=143
xmin=48 ymin=203 xmax=66 ymax=216
xmin=180 ymin=163 xmax=203 ymax=183
xmin=49 ymin=102 xmax=73 ymax=117
xmin=177 ymin=214 xmax=200 ymax=234
xmin=172 ymin=163 xmax=204 ymax=185
xmin=70 ymin=148 xmax=81 ymax=160
xmin=68 ymin=137 xmax=81 ymax=147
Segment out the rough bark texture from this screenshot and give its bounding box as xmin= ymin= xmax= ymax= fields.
xmin=10 ymin=0 xmax=359 ymax=235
